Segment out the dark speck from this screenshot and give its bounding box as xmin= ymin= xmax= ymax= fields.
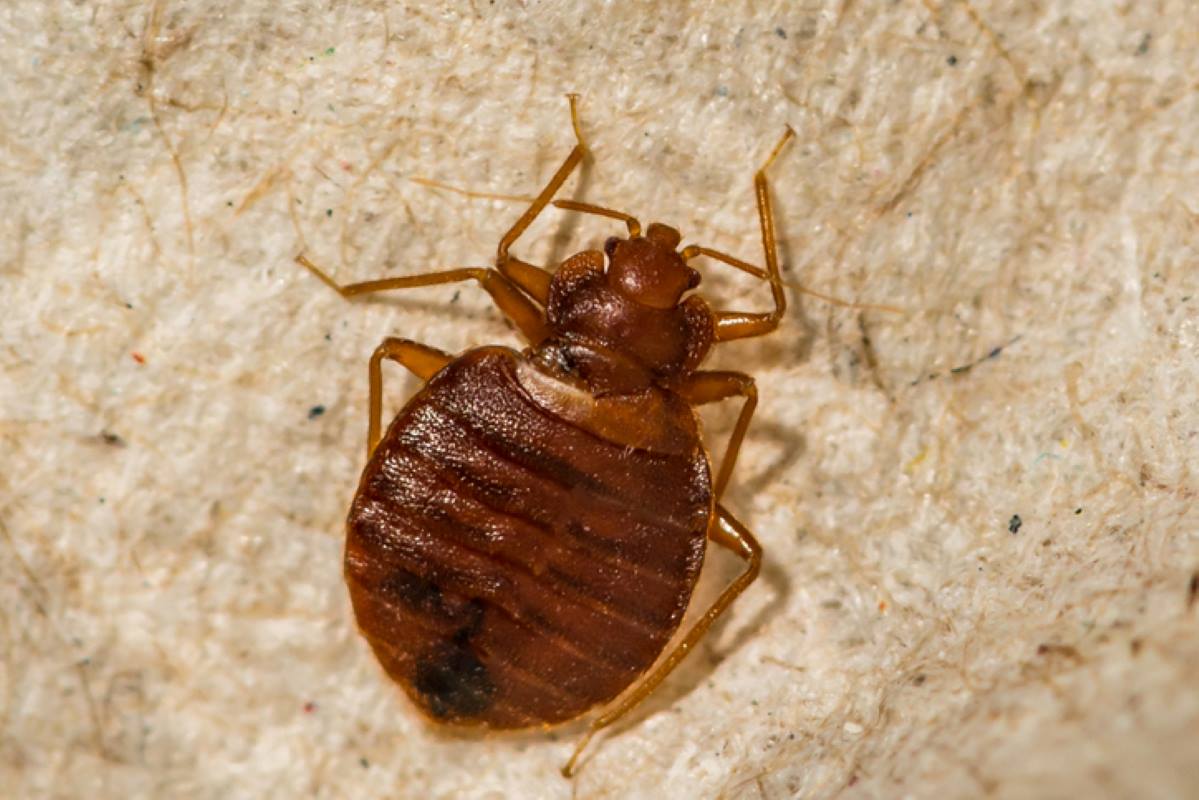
xmin=1074 ymin=507 xmax=1083 ymax=515
xmin=359 ymin=757 xmax=370 ymax=768
xmin=383 ymin=569 xmax=442 ymax=612
xmin=450 ymin=290 xmax=461 ymax=304
xmin=308 ymin=404 xmax=326 ymax=419
xmin=1136 ymin=33 xmax=1151 ymax=55
xmin=947 ymin=54 xmax=958 ymax=66
xmin=775 ymin=27 xmax=787 ymax=39
xmin=715 ymin=85 xmax=729 ymax=97
xmin=415 ymin=642 xmax=495 ymax=719
xmin=100 ymin=430 xmax=125 ymax=447
xmin=1009 ymin=514 xmax=1023 ymax=534
xmin=326 ymin=208 xmax=333 ymax=218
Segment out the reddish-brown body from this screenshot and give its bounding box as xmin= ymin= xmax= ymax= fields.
xmin=300 ymin=97 xmax=794 ymax=775
xmin=346 ymin=347 xmax=710 ymax=725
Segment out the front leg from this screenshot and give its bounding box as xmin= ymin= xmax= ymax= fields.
xmin=495 ymin=94 xmax=589 ymax=304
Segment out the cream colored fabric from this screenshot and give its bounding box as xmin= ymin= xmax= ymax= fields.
xmin=3 ymin=2 xmax=1197 ymax=798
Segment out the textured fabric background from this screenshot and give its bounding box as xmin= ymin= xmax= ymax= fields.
xmin=2 ymin=2 xmax=1197 ymax=798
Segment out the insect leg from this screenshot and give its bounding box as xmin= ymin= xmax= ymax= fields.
xmin=495 ymin=94 xmax=588 ymax=304
xmin=296 ymin=255 xmax=550 ymax=346
xmin=674 ymin=371 xmax=757 ymax=500
xmin=561 ymin=503 xmax=762 ymax=778
xmin=682 ymin=127 xmax=795 ymax=342
xmin=365 ymin=337 xmax=453 ymax=457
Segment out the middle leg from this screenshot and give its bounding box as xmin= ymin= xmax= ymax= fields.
xmin=365 ymin=337 xmax=453 ymax=457
xmin=674 ymin=370 xmax=758 ymax=500
xmin=296 ymin=255 xmax=550 ymax=346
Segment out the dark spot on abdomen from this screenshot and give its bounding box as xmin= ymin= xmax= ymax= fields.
xmin=381 ymin=568 xmax=442 ymax=612
xmin=414 ymin=641 xmax=495 ymax=720
xmin=382 ymin=569 xmax=486 ymax=633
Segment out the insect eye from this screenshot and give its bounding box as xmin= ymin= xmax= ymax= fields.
xmin=603 ymin=237 xmax=619 ymax=257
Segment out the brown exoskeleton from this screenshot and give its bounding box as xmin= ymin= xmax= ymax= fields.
xmin=298 ymin=95 xmax=794 ymax=776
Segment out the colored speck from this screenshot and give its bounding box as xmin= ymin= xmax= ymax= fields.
xmin=1008 ymin=514 xmax=1022 ymax=534
xmin=308 ymin=404 xmax=326 ymax=420
xmin=131 ymin=351 xmax=146 ymax=365
xmin=100 ymin=430 xmax=125 ymax=447
xmin=325 ymin=47 xmax=336 ymax=56
xmin=715 ymin=85 xmax=729 ymax=97
xmin=877 ymin=600 xmax=887 ymax=613
xmin=303 ymin=701 xmax=317 ymax=713
xmin=326 ymin=208 xmax=333 ymax=218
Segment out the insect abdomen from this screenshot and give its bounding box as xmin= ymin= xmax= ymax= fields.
xmin=345 ymin=348 xmax=710 ymax=727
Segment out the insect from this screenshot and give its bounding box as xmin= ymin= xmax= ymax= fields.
xmin=298 ymin=95 xmax=794 ymax=776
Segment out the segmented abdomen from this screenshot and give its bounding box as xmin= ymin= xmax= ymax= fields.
xmin=345 ymin=347 xmax=710 ymax=727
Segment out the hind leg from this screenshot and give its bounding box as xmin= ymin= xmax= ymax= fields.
xmin=561 ymin=504 xmax=762 ymax=777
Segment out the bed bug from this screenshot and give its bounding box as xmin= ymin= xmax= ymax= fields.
xmin=297 ymin=95 xmax=794 ymax=776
